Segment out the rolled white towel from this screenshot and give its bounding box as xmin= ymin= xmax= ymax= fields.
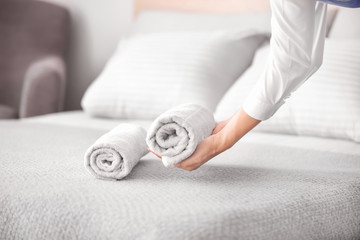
xmin=85 ymin=124 xmax=148 ymax=180
xmin=146 ymin=104 xmax=216 ymax=167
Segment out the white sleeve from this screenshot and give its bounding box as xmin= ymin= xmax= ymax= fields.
xmin=242 ymin=0 xmax=328 ymax=121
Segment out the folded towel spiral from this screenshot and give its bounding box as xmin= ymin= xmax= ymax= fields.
xmin=85 ymin=124 xmax=148 ymax=180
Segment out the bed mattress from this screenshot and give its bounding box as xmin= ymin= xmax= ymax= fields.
xmin=1 ymin=111 xmax=360 ymax=239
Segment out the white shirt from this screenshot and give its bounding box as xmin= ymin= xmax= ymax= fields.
xmin=243 ymin=0 xmax=328 ymax=121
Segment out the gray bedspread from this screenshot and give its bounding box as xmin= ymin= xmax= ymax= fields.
xmin=0 ymin=121 xmax=359 ymax=240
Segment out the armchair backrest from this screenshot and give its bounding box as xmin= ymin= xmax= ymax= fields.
xmin=0 ymin=0 xmax=69 ymax=116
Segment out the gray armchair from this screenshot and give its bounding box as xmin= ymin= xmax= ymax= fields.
xmin=0 ymin=0 xmax=69 ymax=119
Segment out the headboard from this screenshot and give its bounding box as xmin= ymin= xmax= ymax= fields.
xmin=134 ymin=0 xmax=270 ymax=15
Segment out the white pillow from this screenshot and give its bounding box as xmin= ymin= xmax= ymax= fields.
xmin=81 ymin=31 xmax=265 ymax=119
xmin=328 ymin=8 xmax=360 ymax=39
xmin=215 ymin=42 xmax=270 ymax=120
xmin=215 ymin=39 xmax=360 ymax=142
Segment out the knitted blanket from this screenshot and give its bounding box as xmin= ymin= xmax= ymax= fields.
xmin=0 ymin=121 xmax=359 ymax=240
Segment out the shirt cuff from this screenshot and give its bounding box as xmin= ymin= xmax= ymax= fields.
xmin=242 ymin=94 xmax=285 ymax=121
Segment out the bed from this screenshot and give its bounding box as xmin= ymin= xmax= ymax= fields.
xmin=0 ymin=111 xmax=359 ymax=239
xmin=1 ymin=1 xmax=360 ymax=240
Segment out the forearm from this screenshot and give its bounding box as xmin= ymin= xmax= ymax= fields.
xmin=215 ymin=108 xmax=261 ymax=153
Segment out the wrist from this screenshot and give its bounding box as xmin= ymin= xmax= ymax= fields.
xmin=212 ymin=132 xmax=230 ymax=155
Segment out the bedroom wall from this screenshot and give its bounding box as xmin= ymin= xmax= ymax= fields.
xmin=39 ymin=0 xmax=134 ymax=110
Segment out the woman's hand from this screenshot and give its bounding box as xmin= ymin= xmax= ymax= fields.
xmin=173 ymin=133 xmax=222 ymax=171
xmin=174 ymin=118 xmax=231 ymax=171
xmin=173 ymin=120 xmax=229 ymax=171
xmin=148 ymin=121 xmax=228 ymax=171
xmin=174 ymin=108 xmax=261 ymax=171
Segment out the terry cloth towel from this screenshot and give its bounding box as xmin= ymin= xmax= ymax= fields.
xmin=85 ymin=124 xmax=148 ymax=180
xmin=146 ymin=104 xmax=216 ymax=167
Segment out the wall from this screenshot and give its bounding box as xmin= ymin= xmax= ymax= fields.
xmin=135 ymin=0 xmax=269 ymax=14
xmin=40 ymin=0 xmax=134 ymax=110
